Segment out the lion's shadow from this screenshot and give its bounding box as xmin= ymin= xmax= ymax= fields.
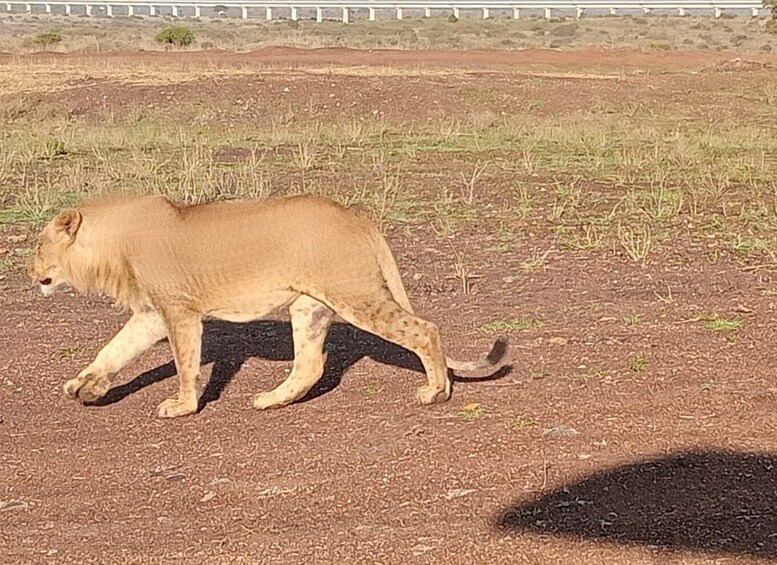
xmin=93 ymin=320 xmax=510 ymax=410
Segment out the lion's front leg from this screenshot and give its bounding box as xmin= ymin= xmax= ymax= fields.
xmin=63 ymin=310 xmax=167 ymax=403
xmin=155 ymin=306 xmax=202 ymax=419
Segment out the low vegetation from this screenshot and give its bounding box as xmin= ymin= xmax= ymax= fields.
xmin=154 ymin=25 xmax=195 ymax=48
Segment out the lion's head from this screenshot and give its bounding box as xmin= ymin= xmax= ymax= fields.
xmin=27 ymin=208 xmax=82 ymax=297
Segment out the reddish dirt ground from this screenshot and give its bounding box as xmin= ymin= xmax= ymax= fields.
xmin=4 ymin=44 xmax=777 ymax=71
xmin=3 ymin=47 xmax=777 ymax=564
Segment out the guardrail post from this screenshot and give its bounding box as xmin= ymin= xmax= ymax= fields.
xmin=65 ymin=4 xmax=71 ymax=14
xmin=241 ymin=6 xmax=247 ymax=18
xmin=23 ymin=2 xmax=30 ymax=12
xmin=369 ymin=6 xmax=375 ymax=20
xmin=576 ymin=6 xmax=583 ymax=17
xmin=316 ymin=6 xmax=322 ymax=21
xmin=714 ymin=6 xmax=722 ymax=17
xmin=194 ymin=5 xmax=201 ymax=17
xmin=172 ymin=5 xmax=178 ymax=17
xmin=608 ymin=7 xmax=616 ymax=15
xmin=678 ymin=7 xmax=685 ymax=15
xmin=85 ymin=4 xmax=92 ymax=15
xmin=341 ymin=6 xmax=348 ymax=22
xmin=149 ymin=5 xmax=156 ymax=16
xmin=544 ymin=7 xmax=551 ymax=18
xmin=396 ymin=6 xmax=402 ymax=19
xmin=290 ymin=6 xmax=297 ymax=20
xmin=107 ymin=4 xmax=113 ymax=16
xmin=512 ymin=7 xmax=519 ymax=18
xmin=44 ymin=3 xmax=51 ymax=12
xmin=642 ymin=7 xmax=651 ymax=14
xmin=482 ymin=6 xmax=488 ymax=18
xmin=452 ymin=6 xmax=459 ymax=18
xmin=128 ymin=5 xmax=134 ymax=15
xmin=424 ymin=6 xmax=430 ymax=17
xmin=751 ymin=6 xmax=758 ymax=16
xmin=266 ymin=6 xmax=272 ymax=20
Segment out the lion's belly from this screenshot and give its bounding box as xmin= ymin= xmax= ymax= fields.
xmin=205 ymin=289 xmax=299 ymax=323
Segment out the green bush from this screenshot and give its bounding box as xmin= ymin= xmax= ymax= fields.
xmin=447 ymin=14 xmax=458 ymax=23
xmin=155 ymin=26 xmax=195 ymax=47
xmin=30 ymin=31 xmax=62 ymax=49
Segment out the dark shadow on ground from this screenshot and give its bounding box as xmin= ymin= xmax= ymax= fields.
xmin=494 ymin=449 xmax=777 ymax=558
xmin=93 ymin=320 xmax=510 ymax=410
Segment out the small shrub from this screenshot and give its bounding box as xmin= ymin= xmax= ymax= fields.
xmin=549 ymin=23 xmax=578 ymax=37
xmin=43 ymin=137 xmax=67 ymax=159
xmin=155 ymin=25 xmax=195 ymax=48
xmin=447 ymin=14 xmax=458 ymax=23
xmin=30 ymin=31 xmax=62 ymax=50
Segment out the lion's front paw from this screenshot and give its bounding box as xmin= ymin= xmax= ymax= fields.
xmin=63 ymin=377 xmax=84 ymax=399
xmin=157 ymin=396 xmax=198 ymax=419
xmin=63 ymin=374 xmax=111 ymax=403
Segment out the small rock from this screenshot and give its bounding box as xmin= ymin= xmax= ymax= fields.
xmin=411 ymin=544 xmax=434 ymax=556
xmin=256 ymin=485 xmax=295 ymax=498
xmin=444 ymin=488 xmax=476 ymax=500
xmin=599 ymin=316 xmax=617 ymax=322
xmin=7 ymin=234 xmax=27 ymax=243
xmin=200 ymin=491 xmax=216 ymax=503
xmin=542 ymin=424 xmax=579 ymax=436
xmin=282 ymin=87 xmax=290 ymax=93
xmin=0 ymin=499 xmax=30 ymax=512
xmin=549 ymin=337 xmax=568 ymax=346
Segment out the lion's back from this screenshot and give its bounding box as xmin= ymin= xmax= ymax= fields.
xmin=86 ymin=194 xmax=387 ymax=302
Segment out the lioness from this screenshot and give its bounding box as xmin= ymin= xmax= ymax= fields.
xmin=28 ymin=193 xmax=505 ymax=419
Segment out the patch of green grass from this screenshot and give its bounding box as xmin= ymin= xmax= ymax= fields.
xmin=458 ymin=403 xmax=484 ymax=420
xmin=0 ymin=257 xmax=12 ymax=273
xmin=364 ymin=385 xmax=380 ymax=396
xmin=478 ymin=317 xmax=542 ymax=333
xmin=624 ymin=314 xmax=641 ymax=326
xmin=731 ymin=235 xmax=771 ymax=259
xmin=510 ymin=415 xmax=539 ymax=429
xmin=630 ymin=353 xmax=647 ymax=372
xmin=488 ymin=223 xmax=517 ymax=253
xmin=702 ymin=313 xmax=743 ymax=331
xmin=0 ymin=185 xmax=80 ymax=226
xmin=521 ymin=249 xmax=552 ymax=274
xmin=52 ymin=345 xmax=91 ymax=360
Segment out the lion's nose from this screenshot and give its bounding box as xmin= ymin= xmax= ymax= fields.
xmin=39 ymin=278 xmax=52 ymax=286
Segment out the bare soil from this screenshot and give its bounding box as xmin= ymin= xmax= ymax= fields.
xmin=3 ymin=47 xmax=777 ymax=564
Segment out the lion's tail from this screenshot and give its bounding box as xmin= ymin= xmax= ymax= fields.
xmin=375 ymin=233 xmax=415 ymax=315
xmin=375 ymin=234 xmax=507 ymax=375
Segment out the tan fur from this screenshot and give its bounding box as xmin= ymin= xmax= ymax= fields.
xmin=28 ymin=193 xmax=505 ymax=419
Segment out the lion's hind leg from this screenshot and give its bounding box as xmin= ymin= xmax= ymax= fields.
xmin=319 ymin=289 xmax=451 ymax=406
xmin=253 ymin=295 xmax=334 ymax=410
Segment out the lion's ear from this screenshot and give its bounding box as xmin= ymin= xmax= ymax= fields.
xmin=54 ymin=208 xmax=82 ymax=239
